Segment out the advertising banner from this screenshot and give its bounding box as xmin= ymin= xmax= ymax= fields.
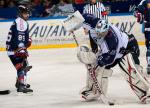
xmin=0 ymin=14 xmax=145 ymax=51
xmin=109 ymin=15 xmax=144 ymax=44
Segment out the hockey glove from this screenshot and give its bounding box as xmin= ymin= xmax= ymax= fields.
xmin=134 ymin=11 xmax=143 ymax=24
xmin=101 ymin=11 xmax=108 ymax=17
xmin=15 ymin=47 xmax=28 ymax=58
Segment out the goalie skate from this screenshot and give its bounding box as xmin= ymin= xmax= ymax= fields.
xmin=80 ymin=85 xmax=100 ymax=101
xmin=80 ymin=85 xmax=116 ymax=105
xmin=140 ymin=89 xmax=150 ymax=104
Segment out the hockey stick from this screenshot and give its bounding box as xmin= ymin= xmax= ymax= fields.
xmin=0 ymin=90 xmax=10 ymax=95
xmin=71 ymin=32 xmax=79 ymax=46
xmin=72 ymin=32 xmax=114 ymax=105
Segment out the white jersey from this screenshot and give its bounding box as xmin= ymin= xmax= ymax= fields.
xmin=91 ymin=24 xmax=129 ymax=66
xmin=82 ymin=13 xmax=129 ymax=66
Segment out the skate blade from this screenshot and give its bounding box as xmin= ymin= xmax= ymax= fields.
xmin=16 ymin=92 xmax=33 ymax=96
xmin=7 ymin=90 xmax=33 ymax=96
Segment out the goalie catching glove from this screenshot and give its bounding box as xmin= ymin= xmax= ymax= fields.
xmin=77 ymin=44 xmax=96 ymax=64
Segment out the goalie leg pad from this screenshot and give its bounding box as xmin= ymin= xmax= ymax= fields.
xmin=119 ymin=53 xmax=150 ymax=103
xmin=77 ymin=44 xmax=96 ymax=64
xmin=80 ymin=66 xmax=113 ymax=101
xmin=80 ymin=65 xmax=99 ymax=101
xmin=96 ymin=67 xmax=113 ymax=95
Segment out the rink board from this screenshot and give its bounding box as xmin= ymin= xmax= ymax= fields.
xmin=0 ymin=14 xmax=145 ymax=51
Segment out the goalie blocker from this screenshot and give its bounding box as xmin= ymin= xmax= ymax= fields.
xmin=62 ymin=11 xmax=85 ymax=32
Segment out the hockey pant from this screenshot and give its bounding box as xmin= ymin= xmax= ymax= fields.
xmin=9 ymin=55 xmax=30 ymax=84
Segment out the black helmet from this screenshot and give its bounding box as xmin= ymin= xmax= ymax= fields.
xmin=18 ymin=5 xmax=31 ymax=16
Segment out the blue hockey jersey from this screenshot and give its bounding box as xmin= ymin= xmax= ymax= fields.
xmin=6 ymin=17 xmax=29 ymax=55
xmin=137 ymin=0 xmax=150 ymax=23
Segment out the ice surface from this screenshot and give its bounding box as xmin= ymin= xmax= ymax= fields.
xmin=0 ymin=46 xmax=150 ymax=108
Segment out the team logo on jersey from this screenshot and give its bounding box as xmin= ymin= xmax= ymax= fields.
xmin=147 ymin=3 xmax=150 ymax=8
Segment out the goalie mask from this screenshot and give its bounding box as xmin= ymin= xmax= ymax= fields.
xmin=95 ymin=19 xmax=109 ymax=38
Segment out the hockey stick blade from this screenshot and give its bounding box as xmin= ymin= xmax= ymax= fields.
xmin=0 ymin=90 xmax=10 ymax=95
xmin=100 ymin=94 xmax=115 ymax=105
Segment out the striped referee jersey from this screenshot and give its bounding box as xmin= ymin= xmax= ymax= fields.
xmin=83 ymin=2 xmax=107 ymax=20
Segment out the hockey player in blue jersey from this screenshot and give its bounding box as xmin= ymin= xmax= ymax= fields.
xmin=67 ymin=13 xmax=150 ymax=104
xmin=6 ymin=5 xmax=33 ymax=93
xmin=134 ymin=0 xmax=150 ymax=74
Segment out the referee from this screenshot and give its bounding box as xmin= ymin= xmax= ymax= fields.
xmin=83 ymin=0 xmax=108 ymax=53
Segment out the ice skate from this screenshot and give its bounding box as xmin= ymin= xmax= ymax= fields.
xmin=80 ymin=85 xmax=100 ymax=101
xmin=15 ymin=78 xmax=31 ymax=89
xmin=17 ymin=83 xmax=33 ymax=94
xmin=140 ymin=88 xmax=150 ymax=104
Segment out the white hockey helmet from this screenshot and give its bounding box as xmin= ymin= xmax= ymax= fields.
xmin=95 ymin=19 xmax=109 ymax=37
